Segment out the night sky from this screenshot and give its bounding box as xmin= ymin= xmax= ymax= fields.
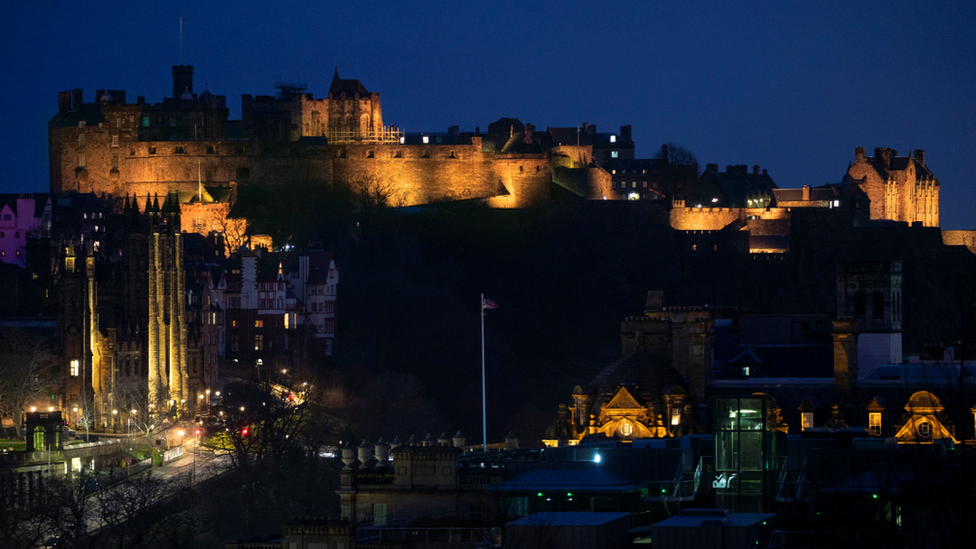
xmin=5 ymin=2 xmax=975 ymax=228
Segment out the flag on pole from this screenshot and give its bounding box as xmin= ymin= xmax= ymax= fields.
xmin=482 ymin=297 xmax=499 ymax=310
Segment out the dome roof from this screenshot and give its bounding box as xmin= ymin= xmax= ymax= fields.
xmin=199 ymin=89 xmax=218 ymax=103
xmin=180 ymin=87 xmax=194 ymax=100
xmin=99 ymin=90 xmax=113 ymax=102
xmin=587 ymin=351 xmax=686 ymax=403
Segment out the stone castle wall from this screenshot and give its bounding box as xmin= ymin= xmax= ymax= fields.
xmin=669 ymin=207 xmax=789 ymax=232
xmin=942 ymin=230 xmax=976 ymax=255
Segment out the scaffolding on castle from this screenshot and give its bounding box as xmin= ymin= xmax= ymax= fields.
xmin=325 ymin=127 xmax=404 ymax=145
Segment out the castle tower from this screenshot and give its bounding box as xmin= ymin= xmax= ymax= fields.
xmin=846 ymin=146 xmax=940 ymax=227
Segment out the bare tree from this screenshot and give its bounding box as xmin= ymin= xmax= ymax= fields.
xmin=0 ymin=475 xmax=48 ymax=549
xmin=95 ymin=472 xmax=179 ymax=549
xmin=0 ymin=330 xmax=58 ymax=439
xmin=354 ymin=176 xmax=408 ymax=209
xmin=214 ymin=213 xmax=249 ymax=256
xmin=75 ymin=391 xmax=97 ymax=442
xmin=114 ymin=382 xmax=176 ymax=449
xmin=42 ymin=468 xmax=99 ymax=549
xmin=654 ymin=142 xmax=699 ymax=171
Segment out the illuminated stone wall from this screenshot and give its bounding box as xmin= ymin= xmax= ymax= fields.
xmin=669 ymin=207 xmax=789 ymax=232
xmin=847 ymin=147 xmax=940 ymax=227
xmin=330 ymin=141 xmax=502 ymax=205
xmin=942 ymin=230 xmax=976 ymax=255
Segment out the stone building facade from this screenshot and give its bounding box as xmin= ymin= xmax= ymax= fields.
xmin=48 ymin=65 xmax=630 ymax=217
xmin=57 ymin=196 xmax=214 ymax=430
xmin=846 ymin=146 xmax=940 ymax=227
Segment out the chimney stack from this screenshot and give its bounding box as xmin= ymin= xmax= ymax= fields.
xmin=802 ymin=185 xmax=811 ymax=201
xmin=71 ymin=89 xmax=83 ymax=109
xmin=620 ymin=125 xmax=632 ymax=142
xmin=914 ymin=149 xmax=925 ymax=166
xmin=753 ymin=165 xmax=760 ymax=176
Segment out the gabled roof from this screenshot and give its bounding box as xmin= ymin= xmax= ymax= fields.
xmin=604 ymin=386 xmax=644 ymax=410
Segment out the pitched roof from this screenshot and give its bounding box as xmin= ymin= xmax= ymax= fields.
xmin=329 ymin=69 xmax=370 ymax=97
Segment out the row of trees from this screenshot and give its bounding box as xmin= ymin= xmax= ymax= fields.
xmin=1 ymin=467 xmax=193 ymax=549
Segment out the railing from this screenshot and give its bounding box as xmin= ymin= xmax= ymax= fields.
xmin=776 ymin=456 xmax=809 ymax=502
xmin=641 ymin=456 xmax=703 ymax=501
xmin=326 ymin=127 xmax=404 ymax=144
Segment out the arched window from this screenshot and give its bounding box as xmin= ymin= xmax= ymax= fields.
xmin=619 ymin=421 xmax=633 ymax=437
xmin=34 ymin=426 xmax=46 ymax=451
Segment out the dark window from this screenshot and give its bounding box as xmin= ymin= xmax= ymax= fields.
xmin=853 ymin=291 xmax=866 ymax=316
xmin=872 ymin=291 xmax=884 ymax=319
xmin=236 ymin=167 xmax=250 ymax=180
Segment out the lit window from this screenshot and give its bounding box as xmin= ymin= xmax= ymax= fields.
xmin=869 ymin=412 xmax=881 ymax=436
xmin=255 ymin=320 xmax=263 ymax=328
xmin=78 ymin=153 xmax=86 ymax=168
xmin=254 ymin=334 xmax=264 ymax=351
xmin=611 ymin=151 xmax=618 ymax=158
xmin=741 ymin=366 xmax=750 ymax=377
xmin=801 ymin=412 xmax=814 ymax=431
xmin=671 ymin=408 xmax=681 ymax=426
xmin=112 ymin=135 xmax=119 ymax=148
xmin=399 ymin=136 xmax=405 ymax=144
xmin=610 ymin=135 xmax=616 ymax=143
xmin=142 ymin=116 xmax=150 ymax=127
xmin=422 ymin=136 xmax=429 ymax=144
xmin=619 ymin=421 xmax=632 ymax=436
xmin=70 ymin=359 xmax=80 ymax=377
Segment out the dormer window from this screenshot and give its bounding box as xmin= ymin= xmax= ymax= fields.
xmin=422 ymin=136 xmax=429 ymax=144
xmin=610 ymin=135 xmax=616 ymax=143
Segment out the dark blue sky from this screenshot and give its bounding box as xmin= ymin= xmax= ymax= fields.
xmin=6 ymin=1 xmax=975 ymax=227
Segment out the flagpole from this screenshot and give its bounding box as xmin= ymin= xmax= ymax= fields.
xmin=481 ymin=293 xmax=487 ymax=452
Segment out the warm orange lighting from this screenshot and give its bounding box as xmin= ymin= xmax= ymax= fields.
xmin=30 ymin=406 xmax=36 ymax=412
